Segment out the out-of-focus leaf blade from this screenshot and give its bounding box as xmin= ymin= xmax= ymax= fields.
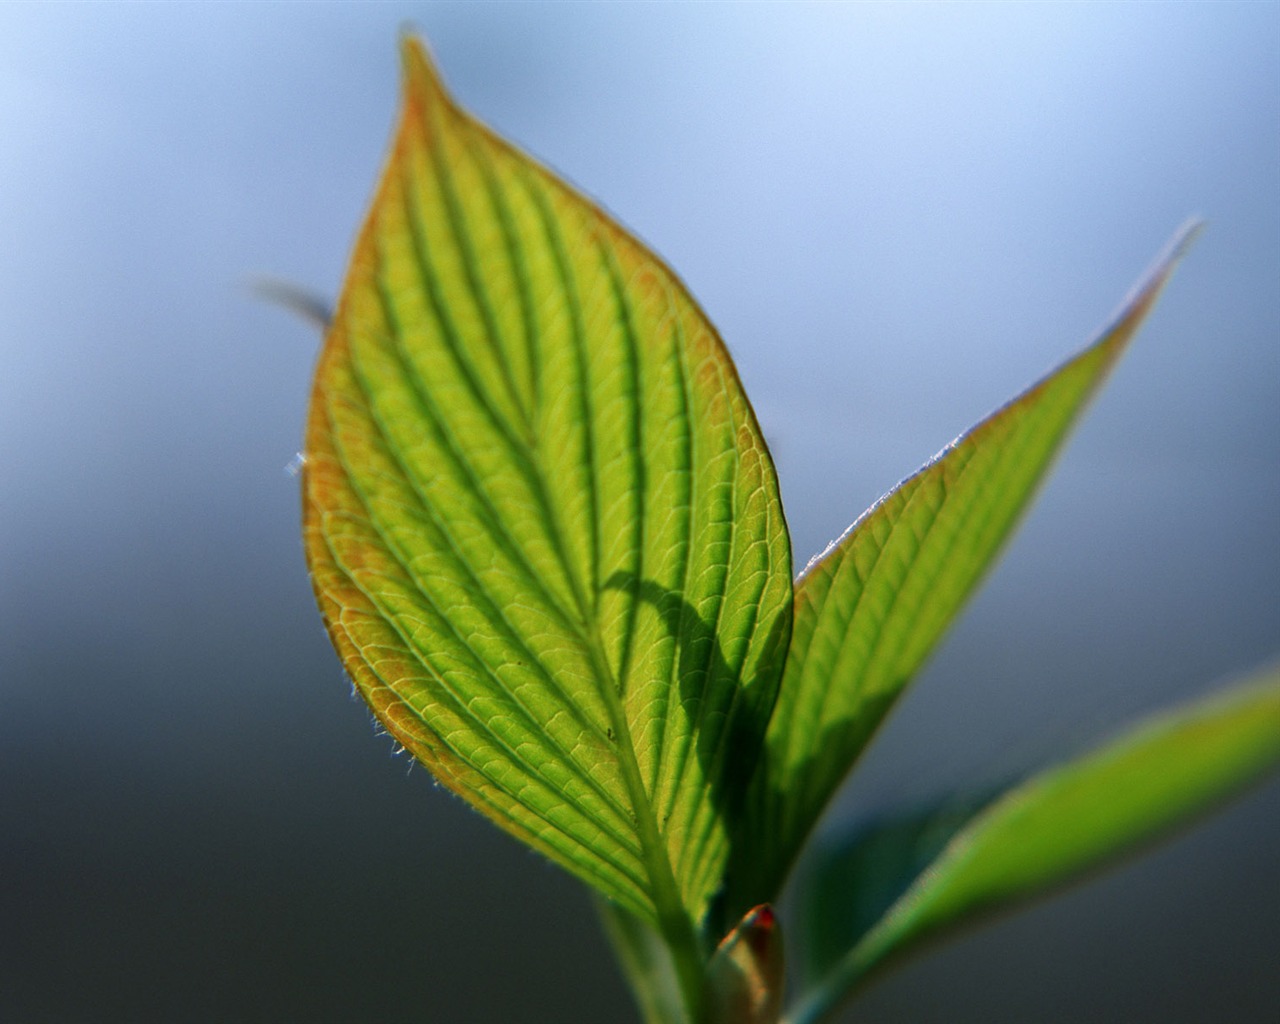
xmin=797 ymin=791 xmax=997 ymax=988
xmin=786 ymin=665 xmax=1280 ymax=1024
xmin=728 ymin=225 xmax=1200 ymax=911
xmin=302 ymin=36 xmax=792 ymax=942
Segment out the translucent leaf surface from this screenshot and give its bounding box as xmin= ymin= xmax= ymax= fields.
xmin=728 ymin=225 xmax=1200 ymax=912
xmin=302 ymin=36 xmax=792 ymax=953
xmin=786 ymin=664 xmax=1280 ymax=1024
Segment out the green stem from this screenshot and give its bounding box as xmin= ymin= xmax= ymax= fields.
xmin=586 ymin=631 xmax=707 ymax=1023
xmin=596 ymin=897 xmax=689 ymax=1024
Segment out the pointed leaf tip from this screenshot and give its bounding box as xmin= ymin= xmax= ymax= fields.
xmin=399 ymin=33 xmax=434 ymax=82
xmin=1102 ymin=218 xmax=1202 ymax=342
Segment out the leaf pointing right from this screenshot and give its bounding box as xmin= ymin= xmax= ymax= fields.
xmin=786 ymin=662 xmax=1280 ymax=1024
xmin=727 ymin=223 xmax=1202 ymax=913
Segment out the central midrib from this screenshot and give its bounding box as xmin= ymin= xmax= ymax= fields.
xmin=584 ymin=619 xmax=706 ymax=1021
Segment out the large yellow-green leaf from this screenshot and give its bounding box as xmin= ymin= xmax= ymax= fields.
xmin=727 ymin=225 xmax=1200 ymax=912
xmin=787 ymin=664 xmax=1280 ymax=1024
xmin=302 ymin=36 xmax=792 ymax=959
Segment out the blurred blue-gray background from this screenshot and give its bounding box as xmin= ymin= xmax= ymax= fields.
xmin=1 ymin=3 xmax=1276 ymax=1021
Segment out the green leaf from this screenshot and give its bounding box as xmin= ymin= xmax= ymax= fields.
xmin=726 ymin=224 xmax=1201 ymax=912
xmin=301 ymin=34 xmax=792 ymax=979
xmin=786 ymin=663 xmax=1280 ymax=1024
xmin=797 ymin=790 xmax=997 ymax=989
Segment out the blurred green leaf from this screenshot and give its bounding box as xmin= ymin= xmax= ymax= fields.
xmin=798 ymin=790 xmax=998 ymax=989
xmin=301 ymin=36 xmax=792 ymax=982
xmin=727 ymin=225 xmax=1200 ymax=913
xmin=787 ymin=664 xmax=1280 ymax=1024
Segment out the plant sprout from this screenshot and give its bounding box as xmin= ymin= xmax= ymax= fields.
xmin=299 ymin=37 xmax=1280 ymax=1024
